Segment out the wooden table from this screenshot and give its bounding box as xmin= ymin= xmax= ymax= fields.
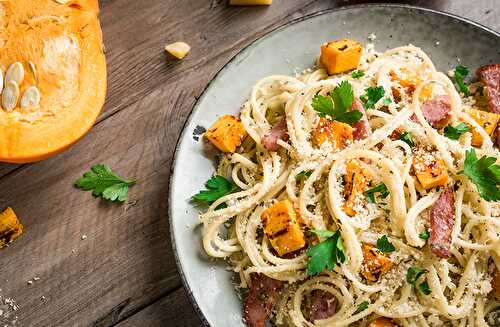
xmin=0 ymin=1 xmax=497 ymax=326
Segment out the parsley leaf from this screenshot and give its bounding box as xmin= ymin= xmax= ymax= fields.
xmin=311 ymin=81 xmax=362 ymax=126
xmin=306 ymin=230 xmax=345 ymax=276
xmin=376 ymin=235 xmax=396 ymax=253
xmin=398 ymin=131 xmax=414 ymax=148
xmin=192 ymin=175 xmax=238 ymax=204
xmin=419 ymin=281 xmax=432 ymax=295
xmin=383 ymin=97 xmax=392 ymax=105
xmin=74 ymin=164 xmax=136 ymax=203
xmin=312 ymin=94 xmax=334 ymax=118
xmin=462 ymin=149 xmax=500 ymax=201
xmin=406 ymin=266 xmax=428 ymax=285
xmin=331 ymin=81 xmax=354 ymax=116
xmin=296 ymin=170 xmax=312 ymax=181
xmin=364 ymin=183 xmax=389 ymax=203
xmin=444 ymin=123 xmax=470 ymax=140
xmin=360 ymin=86 xmax=385 ymax=109
xmin=454 ymin=65 xmax=470 ymax=96
xmin=419 ymin=230 xmax=430 ymax=240
xmin=352 ymin=70 xmax=365 ymax=79
xmin=354 ymin=301 xmax=369 ymax=314
xmin=310 ymin=229 xmax=335 ymax=238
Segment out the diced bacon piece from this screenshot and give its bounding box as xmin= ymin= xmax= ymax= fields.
xmin=421 ymin=95 xmax=451 ymax=128
xmin=429 ymin=186 xmax=455 ymax=259
xmin=262 ymin=118 xmax=289 ymax=151
xmin=244 ymin=274 xmax=283 ymax=327
xmin=477 ymin=64 xmax=500 ymax=114
xmin=309 ymin=290 xmax=337 ymax=321
xmin=351 ymin=99 xmax=371 ymax=140
xmin=492 ymin=267 xmax=500 ymax=296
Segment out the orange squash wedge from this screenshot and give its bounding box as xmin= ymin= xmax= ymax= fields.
xmin=0 ymin=0 xmax=106 ymax=163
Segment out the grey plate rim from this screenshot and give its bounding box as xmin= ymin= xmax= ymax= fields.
xmin=168 ymin=4 xmax=500 ymax=327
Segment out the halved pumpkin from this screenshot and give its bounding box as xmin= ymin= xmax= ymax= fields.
xmin=0 ymin=0 xmax=106 ymax=163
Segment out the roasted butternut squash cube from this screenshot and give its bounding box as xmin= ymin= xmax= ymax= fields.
xmin=320 ymin=39 xmax=362 ymax=75
xmin=412 ymin=149 xmax=448 ymax=190
xmin=361 ymin=244 xmax=393 ymax=282
xmin=261 ymin=200 xmax=305 ymax=256
xmin=368 ymin=317 xmax=398 ymax=327
xmin=312 ymin=118 xmax=353 ymax=150
xmin=205 ymin=115 xmax=248 ymax=152
xmin=0 ymin=207 xmax=23 ymax=248
xmin=464 ymin=108 xmax=500 ymax=147
xmin=343 ymin=160 xmax=371 ymax=217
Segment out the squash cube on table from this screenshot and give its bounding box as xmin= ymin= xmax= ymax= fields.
xmin=343 ymin=160 xmax=371 ymax=217
xmin=312 ymin=118 xmax=353 ymax=150
xmin=205 ymin=115 xmax=248 ymax=153
xmin=464 ymin=108 xmax=500 ymax=147
xmin=361 ymin=244 xmax=393 ymax=282
xmin=0 ymin=207 xmax=23 ymax=248
xmin=412 ymin=149 xmax=448 ymax=190
xmin=320 ymin=39 xmax=363 ymax=75
xmin=261 ymin=200 xmax=305 ymax=256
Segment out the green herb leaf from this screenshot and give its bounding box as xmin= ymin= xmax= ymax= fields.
xmin=331 ymin=81 xmax=354 ymax=116
xmin=311 ymin=81 xmax=361 ymax=126
xmin=406 ymin=266 xmax=428 ymax=285
xmin=310 ymin=229 xmax=335 ymax=239
xmin=454 ymin=65 xmax=470 ymax=96
xmin=74 ymin=164 xmax=135 ymax=203
xmin=419 ymin=281 xmax=432 ymax=295
xmin=398 ymin=132 xmax=414 ymax=148
xmin=418 ymin=230 xmax=430 ymax=240
xmin=306 ymin=230 xmax=345 ymax=276
xmin=296 ymin=170 xmax=312 ymax=181
xmin=361 ymin=86 xmax=385 ymax=109
xmin=376 ymin=235 xmax=396 ymax=253
xmin=383 ymin=97 xmax=392 ymax=105
xmin=364 ymin=183 xmax=389 ymax=203
xmin=335 ymin=110 xmax=363 ymax=125
xmin=312 ymin=94 xmax=334 ymax=118
xmin=462 ymin=149 xmax=500 ymax=201
xmin=192 ymin=175 xmax=238 ymax=204
xmin=352 ymin=70 xmax=365 ymax=79
xmin=353 ymin=301 xmax=369 ymax=314
xmin=444 ymin=123 xmax=470 ymax=140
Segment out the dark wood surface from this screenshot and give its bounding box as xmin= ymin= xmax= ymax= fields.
xmin=0 ymin=1 xmax=497 ymax=326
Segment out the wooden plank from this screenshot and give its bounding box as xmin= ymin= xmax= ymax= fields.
xmin=114 ymin=287 xmax=200 ymax=327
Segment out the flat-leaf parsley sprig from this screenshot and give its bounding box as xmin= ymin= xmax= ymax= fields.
xmin=311 ymin=81 xmax=362 ymax=126
xmin=192 ymin=175 xmax=238 ymax=207
xmin=75 ymin=164 xmax=136 ymax=202
xmin=306 ymin=229 xmax=346 ymax=276
xmin=462 ymin=149 xmax=500 ymax=201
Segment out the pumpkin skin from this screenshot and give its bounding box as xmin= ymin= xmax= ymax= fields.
xmin=0 ymin=0 xmax=106 ymax=163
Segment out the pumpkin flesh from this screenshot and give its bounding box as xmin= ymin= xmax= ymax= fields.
xmin=0 ymin=0 xmax=106 ymax=163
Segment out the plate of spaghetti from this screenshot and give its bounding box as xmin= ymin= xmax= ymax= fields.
xmin=170 ymin=4 xmax=500 ymax=327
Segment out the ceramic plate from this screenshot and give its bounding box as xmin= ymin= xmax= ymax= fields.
xmin=169 ymin=4 xmax=500 ymax=326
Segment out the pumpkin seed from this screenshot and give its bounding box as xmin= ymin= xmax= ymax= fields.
xmin=54 ymin=0 xmax=70 ymax=3
xmin=0 ymin=67 xmax=3 ymax=94
xmin=2 ymin=81 xmax=20 ymax=111
xmin=20 ymin=86 xmax=40 ymax=108
xmin=27 ymin=61 xmax=39 ymax=84
xmin=5 ymin=62 xmax=24 ymax=85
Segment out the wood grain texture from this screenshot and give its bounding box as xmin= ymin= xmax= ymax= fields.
xmin=0 ymin=0 xmax=497 ymax=326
